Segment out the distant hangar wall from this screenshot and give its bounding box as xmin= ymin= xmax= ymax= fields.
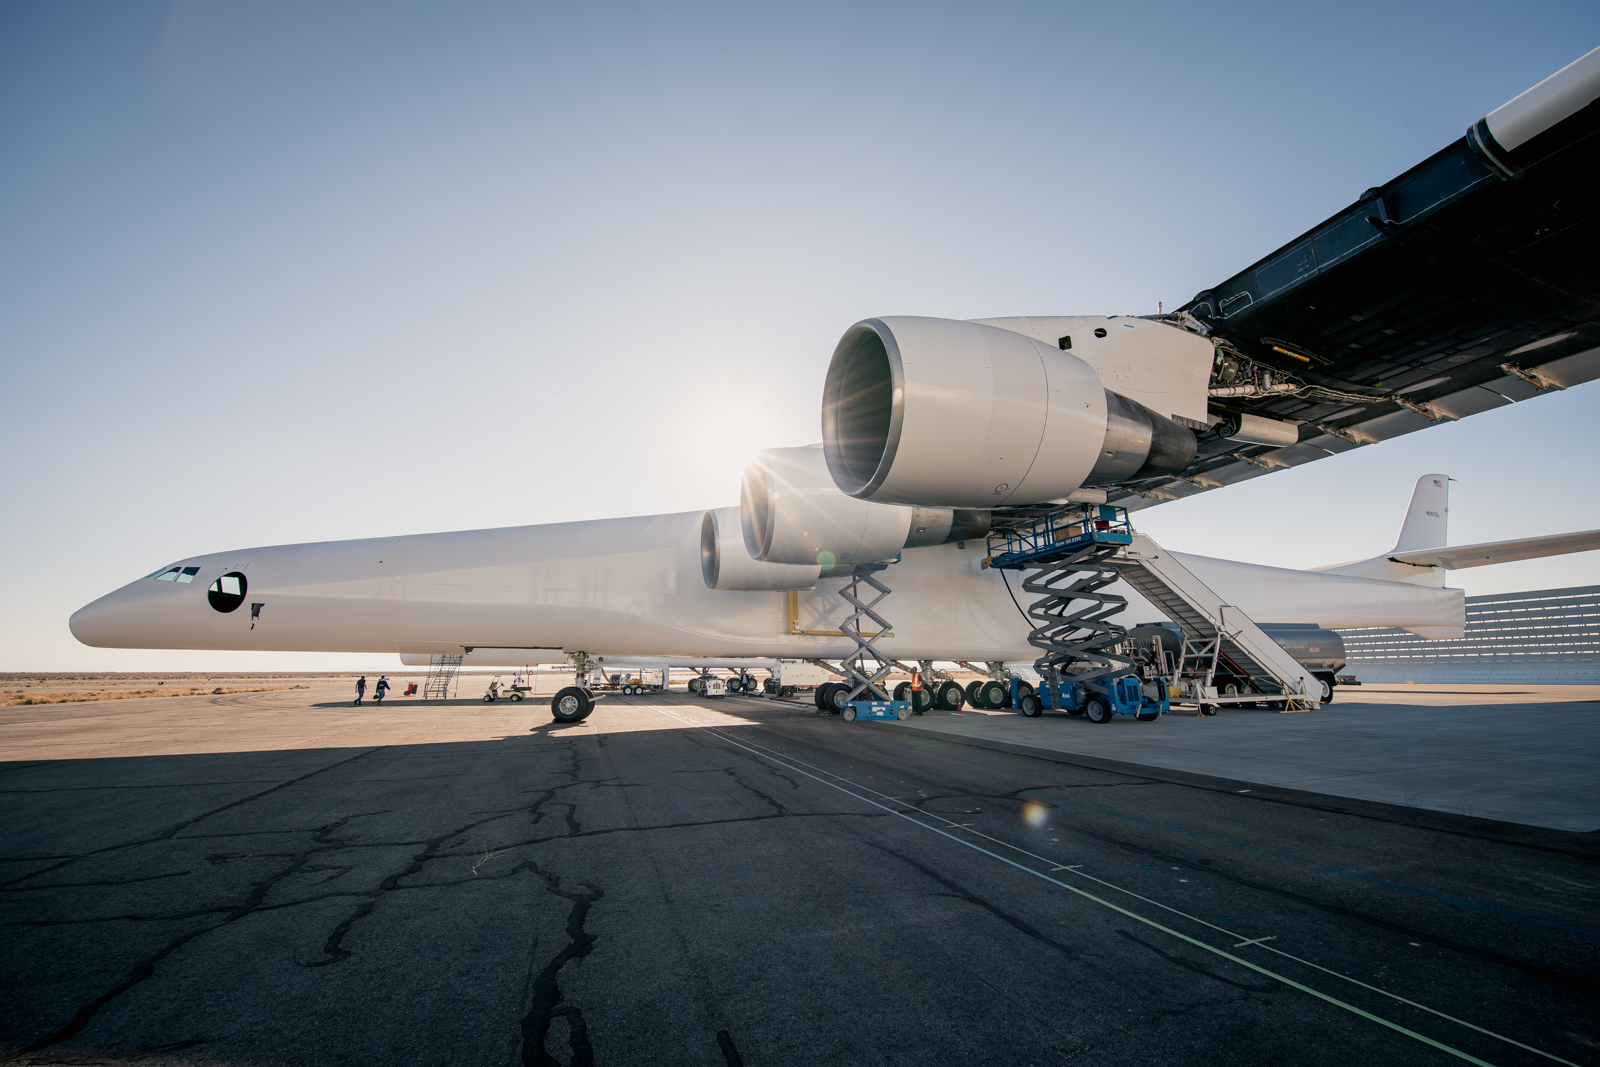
xmin=1338 ymin=585 xmax=1600 ymax=683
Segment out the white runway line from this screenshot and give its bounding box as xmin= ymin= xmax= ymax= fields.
xmin=646 ymin=700 xmax=1579 ymax=1067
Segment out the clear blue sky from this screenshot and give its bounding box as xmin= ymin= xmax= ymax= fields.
xmin=4 ymin=2 xmax=1598 ymax=671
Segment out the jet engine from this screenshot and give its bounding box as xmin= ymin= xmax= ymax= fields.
xmin=740 ymin=445 xmax=989 ymax=568
xmin=821 ymin=316 xmax=1200 ymax=508
xmin=701 ymin=507 xmax=820 ymax=591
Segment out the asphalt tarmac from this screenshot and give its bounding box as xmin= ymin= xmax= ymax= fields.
xmin=2 ymin=686 xmax=1597 ymax=1067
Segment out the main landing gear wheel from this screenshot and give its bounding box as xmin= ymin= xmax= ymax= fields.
xmin=893 ymin=681 xmax=910 ymax=701
xmin=936 ymin=680 xmax=965 ymax=710
xmin=1316 ymin=673 xmax=1336 ymax=703
xmin=978 ymin=680 xmax=1008 ymax=709
xmin=1084 ymin=696 xmax=1113 ymax=724
xmin=910 ymin=688 xmax=934 ymax=715
xmin=814 ymin=683 xmax=834 ymax=710
xmin=551 ymin=686 xmax=590 ymax=723
xmin=1019 ymin=693 xmax=1043 ymax=717
xmin=963 ymin=680 xmax=984 ymax=708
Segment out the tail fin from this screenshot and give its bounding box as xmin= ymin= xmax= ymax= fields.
xmin=1394 ymin=474 xmax=1450 ymax=551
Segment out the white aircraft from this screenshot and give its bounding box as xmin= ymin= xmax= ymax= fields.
xmin=69 ymin=47 xmax=1600 ymax=720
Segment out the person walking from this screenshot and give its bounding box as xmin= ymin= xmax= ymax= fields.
xmin=374 ymin=676 xmax=390 ymax=706
xmin=354 ymin=675 xmax=367 ymax=706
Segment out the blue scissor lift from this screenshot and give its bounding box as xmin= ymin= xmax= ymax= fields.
xmin=986 ymin=505 xmax=1168 ymax=723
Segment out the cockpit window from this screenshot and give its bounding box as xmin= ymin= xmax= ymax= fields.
xmin=208 ymin=572 xmax=248 ymax=613
xmin=151 ymin=566 xmax=202 ymax=583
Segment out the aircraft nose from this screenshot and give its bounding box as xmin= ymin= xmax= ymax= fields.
xmin=69 ymin=591 xmax=131 ymax=647
xmin=69 ymin=578 xmax=180 ymax=648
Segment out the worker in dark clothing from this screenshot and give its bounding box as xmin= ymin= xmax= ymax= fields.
xmin=354 ymin=675 xmax=367 ymax=706
xmin=374 ymin=676 xmax=391 ymax=705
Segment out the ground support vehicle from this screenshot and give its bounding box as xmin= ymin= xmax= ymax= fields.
xmin=764 ymin=659 xmax=832 ymax=697
xmin=619 ymin=667 xmax=667 ymax=696
xmin=481 ymin=675 xmax=533 ymax=703
xmin=842 ymin=699 xmax=912 ymax=722
xmin=1016 ymin=674 xmax=1167 ymax=723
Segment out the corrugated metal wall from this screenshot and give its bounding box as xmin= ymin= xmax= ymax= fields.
xmin=1338 ymin=585 xmax=1600 ymax=683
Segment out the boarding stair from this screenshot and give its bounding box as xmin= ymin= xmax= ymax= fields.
xmin=423 ymin=653 xmax=464 ymax=700
xmin=1108 ymin=533 xmax=1319 ymax=706
xmin=986 ymin=507 xmax=1317 ymax=712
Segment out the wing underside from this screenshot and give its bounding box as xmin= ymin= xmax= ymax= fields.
xmin=1105 ymin=47 xmax=1600 ymax=514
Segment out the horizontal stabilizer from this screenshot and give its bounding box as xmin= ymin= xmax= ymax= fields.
xmin=1390 ymin=529 xmax=1600 ymax=570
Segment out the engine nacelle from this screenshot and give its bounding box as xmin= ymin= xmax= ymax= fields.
xmin=740 ymin=445 xmax=988 ymax=567
xmin=701 ymin=507 xmax=821 ymax=591
xmin=821 ymin=316 xmax=1201 ymax=507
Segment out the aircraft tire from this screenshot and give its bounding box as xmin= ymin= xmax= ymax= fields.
xmin=1084 ymin=697 xmax=1113 ymax=724
xmin=814 ymin=683 xmax=834 ymax=709
xmin=936 ymin=681 xmax=964 ymax=710
xmin=979 ymin=680 xmax=1007 ymax=709
xmin=551 ymin=687 xmax=589 ymax=723
xmin=911 ymin=688 xmax=935 ymax=714
xmin=963 ymin=680 xmax=984 ymax=707
xmin=893 ymin=681 xmax=910 ymax=701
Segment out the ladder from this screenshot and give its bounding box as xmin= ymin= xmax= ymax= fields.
xmin=423 ymin=653 xmax=463 ymax=700
xmin=1109 ymin=533 xmax=1319 ymax=704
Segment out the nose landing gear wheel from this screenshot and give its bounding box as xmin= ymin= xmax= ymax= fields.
xmin=551 ymin=686 xmax=591 ymax=723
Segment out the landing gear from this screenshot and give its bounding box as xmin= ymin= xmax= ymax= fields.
xmin=978 ymin=680 xmax=1008 ymax=709
xmin=551 ymin=686 xmax=591 ymax=723
xmin=910 ymin=688 xmax=935 ymax=714
xmin=963 ymin=680 xmax=984 ymax=707
xmin=935 ymin=680 xmax=965 ymax=710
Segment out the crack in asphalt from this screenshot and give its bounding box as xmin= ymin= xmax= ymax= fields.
xmin=518 ymin=868 xmax=603 ymax=1067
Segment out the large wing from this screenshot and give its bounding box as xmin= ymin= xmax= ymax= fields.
xmin=1391 ymin=529 xmax=1600 ymax=570
xmin=1112 ymin=46 xmax=1600 ymax=513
